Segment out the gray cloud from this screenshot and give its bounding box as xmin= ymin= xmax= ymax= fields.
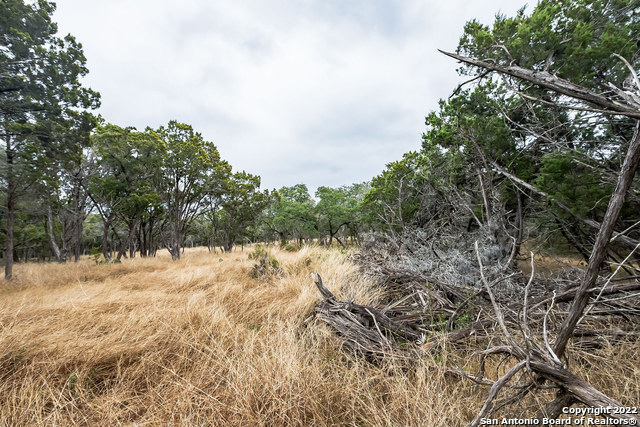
xmin=54 ymin=0 xmax=525 ymax=193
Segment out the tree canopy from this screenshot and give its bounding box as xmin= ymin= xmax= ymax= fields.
xmin=1 ymin=0 xmax=100 ymax=278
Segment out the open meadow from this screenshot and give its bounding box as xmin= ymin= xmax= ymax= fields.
xmin=0 ymin=246 xmax=477 ymax=426
xmin=3 ymin=0 xmax=640 ymax=424
xmin=1 ymin=247 xmax=638 ymax=426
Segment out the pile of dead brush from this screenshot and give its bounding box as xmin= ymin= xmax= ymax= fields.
xmin=310 ymin=232 xmax=640 ymax=424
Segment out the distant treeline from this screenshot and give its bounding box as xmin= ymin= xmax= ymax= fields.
xmin=3 ymin=0 xmax=640 ymax=279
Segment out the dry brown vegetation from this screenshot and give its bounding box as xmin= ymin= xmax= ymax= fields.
xmin=1 ymin=246 xmax=638 ymax=426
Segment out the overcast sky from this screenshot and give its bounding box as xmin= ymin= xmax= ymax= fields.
xmin=53 ymin=0 xmax=526 ymax=193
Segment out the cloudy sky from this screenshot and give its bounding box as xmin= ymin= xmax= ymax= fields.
xmin=53 ymin=0 xmax=525 ymax=193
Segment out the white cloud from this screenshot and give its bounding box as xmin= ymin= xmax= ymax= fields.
xmin=54 ymin=0 xmax=525 ymax=192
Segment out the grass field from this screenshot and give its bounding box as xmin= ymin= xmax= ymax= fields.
xmin=0 ymin=246 xmax=637 ymax=426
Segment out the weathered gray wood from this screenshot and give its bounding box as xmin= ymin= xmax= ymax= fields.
xmin=490 ymin=160 xmax=640 ymax=250
xmin=438 ymin=50 xmax=640 ymax=119
xmin=312 ymin=274 xmax=423 ymax=357
xmin=554 ymin=123 xmax=640 ymax=357
xmin=530 ymin=359 xmax=640 ymax=421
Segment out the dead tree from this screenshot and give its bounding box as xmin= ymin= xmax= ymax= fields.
xmin=438 ymin=49 xmax=640 ymax=422
xmin=312 ymin=231 xmax=640 ymax=421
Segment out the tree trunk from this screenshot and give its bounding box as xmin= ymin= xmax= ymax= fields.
xmin=143 ymin=217 xmax=157 ymax=257
xmin=129 ymin=237 xmax=135 ymax=259
xmin=509 ymin=189 xmax=524 ymax=270
xmin=4 ymin=136 xmax=15 ymax=280
xmin=71 ymin=177 xmax=86 ymax=262
xmin=168 ymin=228 xmax=181 ymax=260
xmin=73 ymin=216 xmax=82 ymax=262
xmin=554 ymin=122 xmax=640 ymax=358
xmin=117 ymin=220 xmax=139 ymax=261
xmin=138 ymin=222 xmax=146 ymax=257
xmin=45 ymin=200 xmax=65 ymax=263
xmin=101 ymin=213 xmax=114 ymax=261
xmin=149 ymin=220 xmax=158 ymax=256
xmin=111 ymin=227 xmax=124 ymax=259
xmin=329 ymin=221 xmax=349 ymax=248
xmin=474 ymin=163 xmax=491 ymax=223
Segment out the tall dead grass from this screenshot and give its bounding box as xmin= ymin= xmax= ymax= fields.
xmin=0 ymin=247 xmax=475 ymax=426
xmin=0 ymin=246 xmax=637 ymax=426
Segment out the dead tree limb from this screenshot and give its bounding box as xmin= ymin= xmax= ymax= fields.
xmin=554 ymin=122 xmax=640 ymax=357
xmin=529 ymin=359 xmax=639 ymax=420
xmin=489 ymin=160 xmax=640 ymax=250
xmin=471 ymin=361 xmax=527 ymax=427
xmin=312 ymin=273 xmax=424 ymax=357
xmin=438 ymin=50 xmax=640 ymax=119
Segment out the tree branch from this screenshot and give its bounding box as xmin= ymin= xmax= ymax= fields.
xmin=438 ymin=50 xmax=640 ymax=119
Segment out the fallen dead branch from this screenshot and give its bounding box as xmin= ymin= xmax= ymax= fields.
xmin=311 ymin=233 xmax=640 ymax=423
xmin=312 ymin=273 xmax=424 ymax=357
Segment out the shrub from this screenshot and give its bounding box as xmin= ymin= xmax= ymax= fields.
xmin=249 ymin=245 xmax=282 ymax=278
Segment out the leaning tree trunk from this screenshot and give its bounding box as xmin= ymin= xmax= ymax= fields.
xmin=554 ymin=122 xmax=640 ymax=358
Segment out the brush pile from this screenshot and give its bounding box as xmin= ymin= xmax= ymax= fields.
xmin=311 ymin=230 xmax=640 ymax=424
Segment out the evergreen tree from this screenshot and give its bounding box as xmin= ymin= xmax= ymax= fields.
xmin=1 ymin=0 xmax=99 ymax=278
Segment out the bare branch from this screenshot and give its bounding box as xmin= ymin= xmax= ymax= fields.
xmin=554 ymin=122 xmax=640 ymax=357
xmin=475 ymin=241 xmax=523 ymax=357
xmin=438 ymin=49 xmax=640 ymax=119
xmin=542 ymin=292 xmax=563 ymax=366
xmin=471 ymin=361 xmax=527 ymax=427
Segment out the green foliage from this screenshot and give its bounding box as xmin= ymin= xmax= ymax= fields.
xmin=403 ymin=0 xmax=640 ymax=257
xmin=159 ymin=121 xmax=225 ymax=218
xmin=248 ymin=244 xmax=267 ymax=261
xmin=90 ymin=124 xmax=164 ymax=224
xmin=1 ymin=0 xmax=99 ymax=275
xmin=457 ymin=0 xmax=640 ymax=87
xmin=5 ymin=0 xmax=640 ymax=266
xmin=88 ymin=246 xmax=104 ymax=264
xmin=315 ymin=183 xmax=367 ymax=245
xmin=366 ymin=85 xmax=518 ymax=233
xmin=267 ymin=184 xmax=317 ymax=243
xmin=424 ymin=84 xmax=514 ymax=162
xmin=67 ymin=373 xmax=78 ymax=396
xmin=364 ymin=151 xmax=431 ymax=231
xmin=158 ymin=121 xmax=228 ymax=259
xmin=536 ymin=151 xmax=612 ymax=219
xmin=1 ymin=0 xmax=99 ymax=193
xmin=0 ymin=0 xmax=100 ymax=135
xmin=212 ymin=171 xmax=271 ymax=252
xmin=82 ymin=214 xmax=103 ymax=249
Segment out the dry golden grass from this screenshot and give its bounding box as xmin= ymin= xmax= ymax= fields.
xmin=0 ymin=246 xmax=478 ymax=426
xmin=0 ymin=246 xmax=637 ymax=426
